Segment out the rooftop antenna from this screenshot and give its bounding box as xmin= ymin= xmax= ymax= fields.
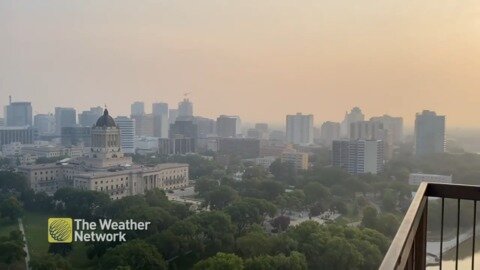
xmin=9 ymin=95 xmax=12 ymax=104
xmin=184 ymin=92 xmax=191 ymax=98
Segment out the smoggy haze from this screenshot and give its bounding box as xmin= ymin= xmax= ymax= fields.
xmin=1 ymin=1 xmax=480 ymax=127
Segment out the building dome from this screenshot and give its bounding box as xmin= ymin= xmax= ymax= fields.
xmin=95 ymin=109 xmax=117 ymax=128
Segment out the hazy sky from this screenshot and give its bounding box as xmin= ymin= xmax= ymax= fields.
xmin=1 ymin=0 xmax=480 ymax=127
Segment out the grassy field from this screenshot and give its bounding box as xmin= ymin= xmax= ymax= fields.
xmin=18 ymin=211 xmax=98 ymax=269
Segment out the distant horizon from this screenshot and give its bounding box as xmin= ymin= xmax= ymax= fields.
xmin=3 ymin=1 xmax=480 ymax=128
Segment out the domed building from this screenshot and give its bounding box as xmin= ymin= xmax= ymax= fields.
xmin=19 ymin=109 xmax=189 ymax=200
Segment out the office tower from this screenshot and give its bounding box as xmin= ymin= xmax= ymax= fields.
xmin=55 ymin=107 xmax=77 ymax=135
xmin=34 ymin=114 xmax=55 ymax=135
xmin=61 ymin=126 xmax=92 ymax=147
xmin=0 ymin=118 xmax=4 ymax=126
xmin=370 ymin=115 xmax=403 ymax=144
xmin=195 ymin=117 xmax=216 ymax=138
xmin=132 ymin=114 xmax=154 ymax=136
xmin=414 ymin=110 xmax=446 ymax=156
xmin=169 ymin=117 xmax=198 ymax=139
xmin=332 ymin=139 xmax=384 ymax=175
xmin=350 ymin=120 xmax=393 ymax=159
xmin=249 ymin=123 xmax=269 ymax=140
xmin=152 ymin=103 xmax=169 ymax=138
xmin=320 ymin=121 xmax=340 ymax=147
xmin=169 ymin=109 xmax=178 ymax=124
xmin=4 ymin=100 xmax=33 ymax=127
xmin=131 ymin=102 xmax=145 ymax=116
xmin=340 ymin=107 xmax=365 ymax=138
xmin=0 ymin=126 xmax=35 ymax=146
xmin=178 ymin=98 xmax=193 ymax=117
xmin=286 ymin=113 xmax=314 ymax=145
xmin=78 ymin=107 xmax=103 ymax=127
xmin=115 ymin=116 xmax=135 ymax=154
xmin=169 ymin=117 xmax=198 ymax=152
xmin=217 ymin=115 xmax=241 ymax=138
xmin=152 ymin=103 xmax=169 ymax=116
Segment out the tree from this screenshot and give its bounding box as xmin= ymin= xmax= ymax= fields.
xmin=236 ymin=230 xmax=271 ymax=258
xmin=187 ymin=211 xmax=235 ymax=255
xmin=194 ymin=178 xmax=219 ymax=196
xmin=54 ymin=188 xmax=110 ymax=218
xmin=99 ymin=240 xmax=167 ymax=270
xmin=0 ymin=230 xmax=26 ymax=266
xmin=30 ymin=254 xmax=71 ymax=270
xmin=244 ymin=251 xmax=308 ymax=270
xmin=48 ymin=243 xmax=73 ymax=257
xmin=321 ymin=237 xmax=362 ymax=270
xmin=382 ymin=188 xmax=398 ymax=212
xmin=270 ymin=215 xmax=290 ymax=232
xmin=205 ymin=185 xmax=238 ymax=210
xmin=258 ymin=180 xmax=284 ymax=200
xmin=269 ymin=159 xmax=297 ymax=184
xmin=0 ymin=196 xmax=23 ymax=221
xmin=361 ymin=206 xmax=378 ymax=229
xmin=303 ymin=182 xmax=330 ymax=205
xmin=225 ymin=198 xmax=276 ymax=234
xmin=193 ymin=253 xmax=243 ymax=270
xmin=276 ymin=190 xmax=305 ymax=214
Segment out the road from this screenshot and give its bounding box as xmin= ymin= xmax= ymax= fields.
xmin=18 ymin=218 xmax=30 ymax=270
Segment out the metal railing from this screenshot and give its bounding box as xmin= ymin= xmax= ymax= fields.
xmin=380 ymin=182 xmax=480 ymax=270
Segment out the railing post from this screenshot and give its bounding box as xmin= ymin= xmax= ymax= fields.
xmin=414 ymin=198 xmax=428 ymax=269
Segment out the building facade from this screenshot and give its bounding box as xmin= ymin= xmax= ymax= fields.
xmin=55 ymin=107 xmax=77 ymax=135
xmin=286 ymin=113 xmax=313 ymax=145
xmin=332 ymin=139 xmax=384 ymax=175
xmin=18 ymin=109 xmax=189 ymax=198
xmin=4 ymin=101 xmax=32 ymax=127
xmin=115 ymin=116 xmax=135 ymax=154
xmin=414 ymin=110 xmax=446 ymax=156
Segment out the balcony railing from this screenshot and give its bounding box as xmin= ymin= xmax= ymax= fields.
xmin=380 ymin=182 xmax=480 ymax=270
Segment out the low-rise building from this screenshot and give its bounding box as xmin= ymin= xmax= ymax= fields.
xmin=281 ymin=148 xmax=309 ymax=170
xmin=408 ymin=173 xmax=452 ymax=186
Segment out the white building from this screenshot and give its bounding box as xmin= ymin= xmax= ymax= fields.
xmin=286 ymin=113 xmax=313 ymax=145
xmin=115 ymin=116 xmax=135 ymax=154
xmin=332 ymin=139 xmax=384 ymax=175
xmin=408 ymin=173 xmax=452 ymax=186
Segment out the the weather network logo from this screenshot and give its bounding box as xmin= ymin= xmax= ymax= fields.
xmin=48 ymin=218 xmax=73 ymax=243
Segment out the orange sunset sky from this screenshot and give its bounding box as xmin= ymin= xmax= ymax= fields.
xmin=1 ymin=0 xmax=480 ymax=128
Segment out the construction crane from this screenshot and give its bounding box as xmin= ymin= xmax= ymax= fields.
xmin=183 ymin=92 xmax=191 ymax=98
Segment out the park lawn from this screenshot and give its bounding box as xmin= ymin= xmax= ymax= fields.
xmin=22 ymin=211 xmax=98 ymax=269
xmin=22 ymin=211 xmax=50 ymax=257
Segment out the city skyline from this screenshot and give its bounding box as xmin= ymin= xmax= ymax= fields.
xmin=2 ymin=1 xmax=480 ymax=128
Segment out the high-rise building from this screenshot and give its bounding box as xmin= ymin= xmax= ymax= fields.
xmin=78 ymin=107 xmax=103 ymax=127
xmin=115 ymin=116 xmax=135 ymax=154
xmin=217 ymin=115 xmax=241 ymax=138
xmin=152 ymin=103 xmax=169 ymax=116
xmin=286 ymin=113 xmax=313 ymax=145
xmin=55 ymin=107 xmax=77 ymax=135
xmin=132 ymin=114 xmax=154 ymax=136
xmin=61 ymin=126 xmax=92 ymax=147
xmin=370 ymin=115 xmax=403 ymax=144
xmin=320 ymin=121 xmax=340 ymax=147
xmin=332 ymin=139 xmax=384 ymax=175
xmin=178 ymin=98 xmax=193 ymax=117
xmin=414 ymin=110 xmax=445 ymax=156
xmin=0 ymin=118 xmax=4 ymax=126
xmin=169 ymin=109 xmax=178 ymax=124
xmin=131 ymin=102 xmax=145 ymax=116
xmin=247 ymin=123 xmax=269 ymax=140
xmin=152 ymin=103 xmax=169 ymax=138
xmin=218 ymin=138 xmax=260 ymax=159
xmin=350 ymin=120 xmax=393 ymax=159
xmin=4 ymin=101 xmax=32 ymax=127
xmin=34 ymin=114 xmax=55 ymax=135
xmin=340 ymin=107 xmax=365 ymax=138
xmin=195 ymin=117 xmax=216 ymax=138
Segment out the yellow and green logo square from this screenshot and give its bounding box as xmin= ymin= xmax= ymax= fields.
xmin=48 ymin=218 xmax=73 ymax=243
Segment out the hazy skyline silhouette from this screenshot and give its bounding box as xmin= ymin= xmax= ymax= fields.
xmin=1 ymin=1 xmax=480 ymax=127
